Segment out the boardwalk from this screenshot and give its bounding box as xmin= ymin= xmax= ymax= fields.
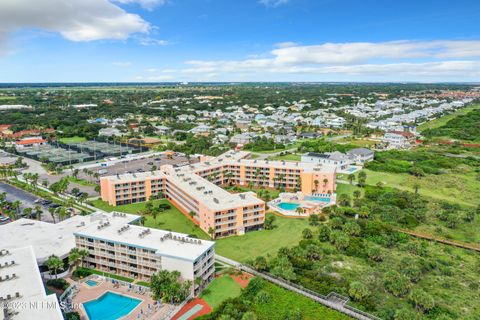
xmin=215 ymin=255 xmax=381 ymax=320
xmin=396 ymin=228 xmax=480 ymax=252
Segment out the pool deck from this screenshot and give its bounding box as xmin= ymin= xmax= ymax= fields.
xmin=72 ymin=280 xmax=172 ymax=320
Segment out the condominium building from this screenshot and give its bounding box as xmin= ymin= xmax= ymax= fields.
xmin=0 ymin=247 xmax=63 ymax=320
xmin=74 ymin=221 xmax=215 ymax=295
xmin=100 ymin=150 xmax=336 ymax=238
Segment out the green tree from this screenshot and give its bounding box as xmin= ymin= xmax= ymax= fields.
xmin=384 ymin=271 xmax=411 ymax=297
xmin=264 ymin=215 xmax=276 ymax=230
xmin=253 ymin=256 xmax=268 ymax=271
xmin=45 ymin=255 xmax=64 ymax=279
xmin=347 ymin=174 xmax=356 ymax=185
xmin=318 ymin=225 xmax=331 ymax=242
xmin=270 ymin=256 xmax=296 ymax=281
xmin=302 ymin=228 xmax=313 ymax=239
xmin=349 ymin=282 xmax=369 ymax=301
xmin=308 ymin=214 xmax=319 ymax=226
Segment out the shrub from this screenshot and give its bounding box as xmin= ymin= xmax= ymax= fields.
xmin=46 ymin=278 xmax=69 ymax=290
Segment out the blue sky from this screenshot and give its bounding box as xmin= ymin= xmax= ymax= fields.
xmin=0 ymin=0 xmax=479 ymax=82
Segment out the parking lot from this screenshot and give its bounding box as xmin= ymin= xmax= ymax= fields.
xmin=91 ymin=153 xmax=196 ymax=177
xmin=36 ymin=153 xmax=198 ymax=198
xmin=0 ymin=182 xmax=57 ymax=223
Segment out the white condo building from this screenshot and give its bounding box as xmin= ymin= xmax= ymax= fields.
xmin=74 ymin=221 xmax=215 ymax=294
xmin=0 ymin=247 xmax=63 ymax=320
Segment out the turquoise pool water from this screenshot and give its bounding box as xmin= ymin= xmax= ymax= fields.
xmin=304 ymin=196 xmax=331 ymax=203
xmin=83 ymin=292 xmax=142 ymax=320
xmin=86 ymin=280 xmax=98 ymax=286
xmin=346 ymin=167 xmax=357 ymax=172
xmin=278 ymin=202 xmax=300 ymax=211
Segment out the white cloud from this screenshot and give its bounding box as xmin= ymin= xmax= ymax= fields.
xmin=137 ymin=37 xmax=169 ymax=46
xmin=270 ymin=40 xmax=480 ymax=65
xmin=259 ymin=0 xmax=289 ymax=7
xmin=179 ymin=40 xmax=480 ymax=81
xmin=112 ymin=61 xmax=132 ymax=67
xmin=273 ymin=41 xmax=299 ymax=48
xmin=114 ymin=0 xmax=167 ymax=11
xmin=0 ymin=0 xmax=151 ymax=54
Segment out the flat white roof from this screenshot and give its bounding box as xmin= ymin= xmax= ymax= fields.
xmin=164 ymin=167 xmax=263 ymax=211
xmin=0 ymin=246 xmax=63 ymax=320
xmin=0 ymin=212 xmax=140 ymax=264
xmin=74 ymin=223 xmax=214 ymax=262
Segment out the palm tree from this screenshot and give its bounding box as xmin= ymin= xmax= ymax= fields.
xmin=314 ymin=179 xmax=319 ymax=192
xmin=34 ymin=205 xmax=43 ymax=220
xmin=11 ymin=200 xmax=21 ymax=219
xmin=348 ymin=174 xmax=356 ymax=185
xmin=68 ymin=248 xmax=89 ymax=269
xmin=56 ymin=207 xmax=69 ymax=221
xmin=323 ymin=178 xmax=329 ymax=187
xmin=48 ymin=207 xmax=57 ymax=223
xmin=45 ymin=255 xmax=64 ymax=279
xmin=208 ymin=227 xmax=215 ymax=239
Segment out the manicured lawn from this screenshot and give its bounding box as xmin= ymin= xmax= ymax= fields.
xmin=75 ymin=267 xmax=135 ymax=283
xmin=215 ymin=213 xmax=310 ymax=262
xmin=335 ymin=137 xmax=377 ymax=148
xmin=336 ymin=182 xmax=360 ymax=198
xmin=251 ymin=279 xmax=351 ymax=320
xmin=58 ymin=136 xmax=87 ymax=144
xmin=201 ymin=276 xmax=242 ymax=309
xmin=89 ymin=199 xmax=210 ymax=239
xmin=67 ymin=176 xmax=96 ymax=187
xmin=266 ymin=153 xmax=301 ymax=161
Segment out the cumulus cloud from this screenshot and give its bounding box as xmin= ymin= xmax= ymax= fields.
xmin=179 ymin=40 xmax=480 ymax=80
xmin=114 ymin=0 xmax=167 ymax=11
xmin=0 ymin=0 xmax=150 ymax=54
xmin=137 ymin=37 xmax=169 ymax=46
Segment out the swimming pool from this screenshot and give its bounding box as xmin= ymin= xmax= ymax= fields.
xmin=83 ymin=292 xmax=142 ymax=320
xmin=346 ymin=167 xmax=357 ymax=172
xmin=304 ymin=196 xmax=331 ymax=203
xmin=85 ymin=280 xmax=98 ymax=287
xmin=277 ymin=202 xmax=300 ymax=211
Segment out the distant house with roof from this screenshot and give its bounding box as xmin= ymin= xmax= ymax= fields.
xmin=382 ymin=131 xmax=415 ymax=149
xmin=346 ymin=148 xmax=375 ymax=164
xmin=301 ymin=151 xmax=351 ymax=170
xmin=15 ymin=138 xmax=47 ymax=149
xmin=98 ymin=127 xmax=123 ymax=137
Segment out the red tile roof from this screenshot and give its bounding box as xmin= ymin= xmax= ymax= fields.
xmin=15 ymin=138 xmax=47 ymax=145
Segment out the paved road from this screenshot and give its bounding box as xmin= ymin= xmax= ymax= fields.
xmin=215 ymin=255 xmax=380 ymax=320
xmin=0 ymin=182 xmax=54 ymax=222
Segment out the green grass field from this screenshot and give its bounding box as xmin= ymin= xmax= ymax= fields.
xmin=89 ymin=199 xmax=210 ymax=239
xmin=215 ymin=213 xmax=310 ymax=262
xmin=266 ymin=153 xmax=301 ymax=161
xmin=335 ymin=137 xmax=378 ymax=147
xmin=417 ymin=104 xmax=480 ymax=132
xmin=363 ymin=169 xmax=479 ymax=207
xmin=59 ymin=136 xmax=87 ymax=144
xmin=67 ymin=176 xmax=96 ymax=187
xmin=201 ymin=275 xmax=242 ymax=309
